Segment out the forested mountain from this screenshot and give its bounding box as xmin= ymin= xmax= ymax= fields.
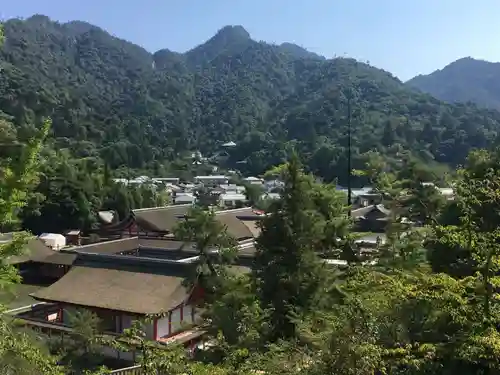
xmin=407 ymin=57 xmax=500 ymax=110
xmin=2 ymin=15 xmax=500 ymax=183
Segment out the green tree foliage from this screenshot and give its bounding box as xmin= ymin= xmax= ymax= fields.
xmin=21 ymin=152 xmax=171 ymax=234
xmin=253 ymin=154 xmax=334 ymax=341
xmin=174 ymin=207 xmax=237 ymax=296
xmin=428 ymin=149 xmax=500 ymax=278
xmin=55 ymin=309 xmax=107 ymax=372
xmin=0 ymin=116 xmax=64 ymax=373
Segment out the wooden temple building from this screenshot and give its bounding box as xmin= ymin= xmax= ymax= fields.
xmin=97 ymin=204 xmax=261 ymax=241
xmin=28 ymin=253 xmax=206 ymax=344
xmin=351 ymin=204 xmax=391 ymax=233
xmin=10 ymin=206 xmax=262 ymax=355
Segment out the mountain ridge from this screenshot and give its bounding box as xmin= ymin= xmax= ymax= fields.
xmin=23 ymin=15 xmax=325 ymax=63
xmin=407 ymin=57 xmax=500 ymax=110
xmin=1 ymin=15 xmax=500 ymax=183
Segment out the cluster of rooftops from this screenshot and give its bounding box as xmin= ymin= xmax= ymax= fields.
xmin=7 ymin=183 xmax=455 ymax=337
xmin=8 ymin=206 xmax=261 ymax=316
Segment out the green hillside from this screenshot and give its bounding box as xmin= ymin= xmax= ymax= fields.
xmin=1 ymin=15 xmax=500 ymax=182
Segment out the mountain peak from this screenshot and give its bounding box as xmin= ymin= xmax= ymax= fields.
xmin=407 ymin=57 xmax=500 ymax=110
xmin=25 ymin=14 xmax=52 ymax=25
xmin=214 ymin=25 xmax=251 ymax=41
xmin=184 ymin=25 xmax=253 ymax=66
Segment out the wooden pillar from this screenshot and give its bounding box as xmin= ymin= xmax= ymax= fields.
xmin=168 ymin=312 xmax=172 ymax=336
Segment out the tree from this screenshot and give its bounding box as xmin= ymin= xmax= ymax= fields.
xmin=193 ymin=187 xmax=219 ymax=209
xmin=0 ymin=118 xmax=63 ymax=373
xmin=243 ymin=183 xmax=263 ymax=207
xmin=434 ymin=149 xmax=500 ymax=322
xmin=253 ymin=153 xmax=332 ymax=341
xmin=56 ymin=309 xmax=107 ymax=372
xmin=174 ymin=207 xmax=237 ymax=298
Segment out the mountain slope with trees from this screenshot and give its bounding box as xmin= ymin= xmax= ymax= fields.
xmin=1 ymin=16 xmax=500 ymax=184
xmin=407 ymin=57 xmax=500 ymax=110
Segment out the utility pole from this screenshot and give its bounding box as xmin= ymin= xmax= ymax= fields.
xmin=347 ymin=93 xmax=353 ymax=216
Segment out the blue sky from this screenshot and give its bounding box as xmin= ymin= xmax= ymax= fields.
xmin=2 ymin=0 xmax=499 ymax=80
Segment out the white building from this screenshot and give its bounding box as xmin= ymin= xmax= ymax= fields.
xmin=219 ymin=184 xmax=246 ymax=194
xmin=39 ymin=233 xmax=66 ymax=250
xmin=219 ymin=193 xmax=247 ymax=208
xmin=152 ymin=177 xmax=180 ymax=185
xmin=264 ymin=179 xmax=284 ymax=192
xmin=174 ymin=193 xmax=196 ymax=205
xmin=243 ymin=176 xmax=263 ymax=185
xmin=194 ymin=175 xmax=229 ymax=187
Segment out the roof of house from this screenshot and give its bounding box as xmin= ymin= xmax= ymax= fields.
xmin=351 ymin=204 xmax=390 ymax=219
xmin=96 ymin=212 xmax=136 ymax=234
xmin=39 ymin=251 xmax=77 ymax=266
xmin=98 ymin=211 xmax=116 ymax=224
xmin=69 ymin=237 xmax=140 ymax=255
xmin=195 ymin=175 xmax=228 ymax=180
xmin=133 ymin=204 xmax=192 ymax=232
xmin=215 ymin=208 xmax=256 ymax=240
xmin=6 ymin=238 xmax=57 ymax=265
xmin=31 ymin=254 xmax=194 ymax=314
xmin=35 ymin=237 xmax=141 ymax=266
xmin=220 ymin=193 xmax=246 ymax=201
xmin=241 ymin=221 xmax=261 ymax=238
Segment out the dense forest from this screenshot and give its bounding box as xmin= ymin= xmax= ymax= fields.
xmin=2 ymin=15 xmax=500 ymax=184
xmin=407 ymin=57 xmax=500 ymax=110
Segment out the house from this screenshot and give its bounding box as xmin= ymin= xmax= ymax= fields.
xmin=351 ymin=204 xmax=391 ymax=233
xmin=219 ymin=184 xmax=246 ymax=194
xmin=194 ymin=175 xmax=229 ymax=187
xmin=243 ymin=176 xmax=263 ymax=185
xmin=336 ymin=187 xmax=381 ymax=209
xmin=173 ymin=193 xmax=196 ymax=205
xmin=219 ymin=193 xmax=247 ymax=208
xmin=96 ymin=204 xmax=193 ymax=238
xmin=26 ymin=253 xmax=206 ymax=346
xmin=179 ymin=183 xmax=196 ymax=192
xmin=264 ymin=179 xmax=284 ymax=192
xmin=215 ymin=207 xmax=262 ymax=241
xmin=1 ymin=235 xmax=76 ymax=281
xmin=39 ymin=233 xmax=66 ymax=250
xmin=438 ymin=188 xmax=454 ymax=200
xmin=16 ymin=234 xmax=258 ymax=348
xmin=422 ymin=183 xmax=455 ymax=200
xmin=152 ymin=177 xmax=180 ymax=185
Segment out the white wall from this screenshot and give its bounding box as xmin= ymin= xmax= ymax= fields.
xmin=170 ymin=306 xmax=182 ymax=334
xmin=157 ymin=315 xmax=170 ymax=338
xmin=155 ymin=304 xmax=195 ymax=339
xmin=183 ymin=304 xmax=193 ymax=324
xmin=193 ymin=307 xmax=202 ymax=323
